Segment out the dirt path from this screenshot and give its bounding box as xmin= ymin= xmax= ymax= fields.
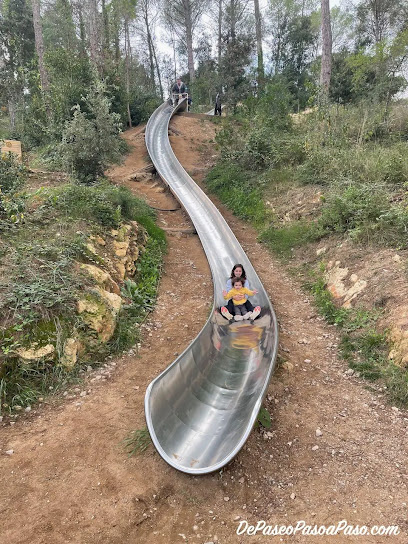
xmin=1 ymin=117 xmax=407 ymax=544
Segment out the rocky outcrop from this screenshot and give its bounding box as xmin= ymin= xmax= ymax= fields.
xmin=326 ymin=260 xmax=368 ymax=308
xmin=16 ymin=344 xmax=55 ymax=363
xmin=388 ymin=305 xmax=408 ymax=367
xmin=15 ymin=220 xmax=147 ymax=368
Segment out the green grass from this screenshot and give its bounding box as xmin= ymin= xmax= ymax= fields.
xmin=205 ymin=162 xmax=267 ymax=225
xmin=122 ymin=427 xmax=151 ymax=456
xmin=260 ymin=221 xmax=320 ymax=258
xmin=0 ymin=179 xmax=166 ymax=413
xmin=0 ymin=358 xmax=84 ymax=414
xmin=305 ymin=269 xmax=408 ymax=406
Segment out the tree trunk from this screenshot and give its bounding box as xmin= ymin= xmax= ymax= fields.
xmin=101 ymin=0 xmax=110 ymax=63
xmin=218 ymin=0 xmax=222 ymax=68
xmin=320 ymin=0 xmax=332 ymax=103
xmin=183 ymin=0 xmax=195 ymax=82
xmin=172 ymin=30 xmax=177 ymax=81
xmin=254 ymin=0 xmax=264 ymax=91
xmin=8 ymin=98 xmax=16 ymax=132
xmin=88 ymin=0 xmax=100 ymax=70
xmin=124 ymin=18 xmax=132 ymax=128
xmin=143 ymin=4 xmax=156 ymax=90
xmin=152 ymin=39 xmax=164 ymax=101
xmin=31 ymin=0 xmax=50 ymax=114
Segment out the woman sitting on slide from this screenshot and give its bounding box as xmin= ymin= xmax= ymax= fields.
xmin=221 ymin=264 xmax=261 ymax=321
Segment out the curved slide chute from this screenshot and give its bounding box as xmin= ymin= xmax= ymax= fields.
xmin=144 ymin=99 xmax=279 ymax=474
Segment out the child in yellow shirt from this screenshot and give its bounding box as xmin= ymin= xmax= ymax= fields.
xmin=223 ymin=277 xmax=258 ymax=321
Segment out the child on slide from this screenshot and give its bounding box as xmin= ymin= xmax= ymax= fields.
xmin=221 ymin=264 xmax=261 ymax=321
xmin=223 ymin=277 xmax=258 ymax=321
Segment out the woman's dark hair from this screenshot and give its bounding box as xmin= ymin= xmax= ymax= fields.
xmin=230 ymin=263 xmax=247 ymax=281
xmin=231 ymin=276 xmax=244 ymax=287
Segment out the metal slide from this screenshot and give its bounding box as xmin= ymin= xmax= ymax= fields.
xmin=144 ymin=99 xmax=279 ymax=474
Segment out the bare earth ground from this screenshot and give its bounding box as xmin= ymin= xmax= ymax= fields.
xmin=1 ymin=116 xmax=407 ymax=544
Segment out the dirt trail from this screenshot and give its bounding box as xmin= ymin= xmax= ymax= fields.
xmin=1 ymin=116 xmax=407 ymax=544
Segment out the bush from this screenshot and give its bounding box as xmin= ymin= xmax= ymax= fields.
xmin=205 ymin=162 xmax=267 ymax=224
xmin=129 ymin=94 xmax=161 ymax=126
xmin=260 ymin=221 xmax=319 ymax=257
xmin=48 ymin=182 xmax=162 ymax=235
xmin=0 ymin=153 xmax=27 ymax=224
xmin=316 ymin=184 xmax=408 ymax=247
xmin=62 ymin=80 xmax=122 ymax=183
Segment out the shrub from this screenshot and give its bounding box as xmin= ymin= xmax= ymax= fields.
xmin=0 ymin=153 xmax=27 ymax=225
xmin=260 ymin=221 xmax=320 ymax=257
xmin=61 ymin=80 xmax=122 ymax=183
xmin=205 ymin=162 xmax=267 ymax=224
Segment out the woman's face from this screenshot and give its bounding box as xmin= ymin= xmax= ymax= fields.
xmin=234 ymin=267 xmax=243 ymax=277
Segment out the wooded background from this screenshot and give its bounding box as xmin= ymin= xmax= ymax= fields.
xmin=0 ymin=0 xmax=407 ymax=147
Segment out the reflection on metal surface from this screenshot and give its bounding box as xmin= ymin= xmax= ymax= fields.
xmin=144 ymin=99 xmax=279 ymax=474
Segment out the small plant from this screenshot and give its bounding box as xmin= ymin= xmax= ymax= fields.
xmin=0 ymin=153 xmax=27 ymax=225
xmin=122 ymin=427 xmax=151 ymax=456
xmin=257 ymin=406 xmax=272 ymax=429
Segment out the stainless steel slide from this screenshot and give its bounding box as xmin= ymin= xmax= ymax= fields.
xmin=144 ymin=99 xmax=279 ymax=474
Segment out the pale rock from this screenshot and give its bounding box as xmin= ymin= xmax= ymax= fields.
xmin=61 ymin=338 xmax=80 ymax=369
xmin=113 ymin=240 xmax=129 ymax=257
xmin=16 ymin=344 xmax=55 ymax=363
xmin=316 ymin=247 xmax=327 ymax=256
xmin=86 ymin=242 xmax=98 ymax=255
xmin=79 ymin=263 xmax=120 ymax=295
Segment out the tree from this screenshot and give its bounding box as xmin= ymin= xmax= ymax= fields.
xmin=356 ymin=0 xmax=405 ymax=46
xmin=0 ymin=0 xmax=35 ymax=133
xmin=31 ymin=0 xmax=50 ymax=116
xmin=137 ymin=0 xmax=163 ymax=99
xmin=162 ymin=0 xmax=209 ymax=83
xmin=62 ymin=80 xmax=122 ymax=183
xmin=254 ymin=0 xmax=264 ymax=90
xmin=319 ymin=0 xmax=332 ymax=102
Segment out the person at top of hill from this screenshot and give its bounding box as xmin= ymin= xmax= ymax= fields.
xmin=172 ymin=77 xmax=186 ymax=94
xmin=171 ymin=77 xmax=187 ymax=106
xmin=214 ymin=93 xmax=222 ymax=116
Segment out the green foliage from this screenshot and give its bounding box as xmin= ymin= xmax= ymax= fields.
xmin=257 ymin=407 xmax=272 ymax=429
xmin=340 ymin=332 xmax=386 ymax=381
xmin=122 ymin=428 xmax=151 ymax=456
xmin=129 ymin=93 xmax=161 ymax=125
xmin=48 ymin=182 xmax=161 ymax=234
xmin=0 ymin=153 xmax=27 ymax=225
xmin=205 ymin=162 xmax=267 ymax=225
xmin=219 ymin=36 xmax=254 ymax=111
xmin=109 ymin=235 xmax=165 ymax=354
xmin=260 ymin=221 xmax=319 ymax=258
xmin=61 ymin=80 xmax=122 ymax=183
xmin=317 ymin=184 xmax=408 ymax=248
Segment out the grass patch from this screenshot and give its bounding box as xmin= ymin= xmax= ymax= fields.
xmin=122 ymin=427 xmax=151 ymax=456
xmin=0 ymin=358 xmax=86 ymax=414
xmin=305 ymin=268 xmax=408 ymax=406
xmin=260 ymin=221 xmax=320 ymax=258
xmin=205 ymin=161 xmax=267 ymax=225
xmin=108 ymin=235 xmax=166 ymax=354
